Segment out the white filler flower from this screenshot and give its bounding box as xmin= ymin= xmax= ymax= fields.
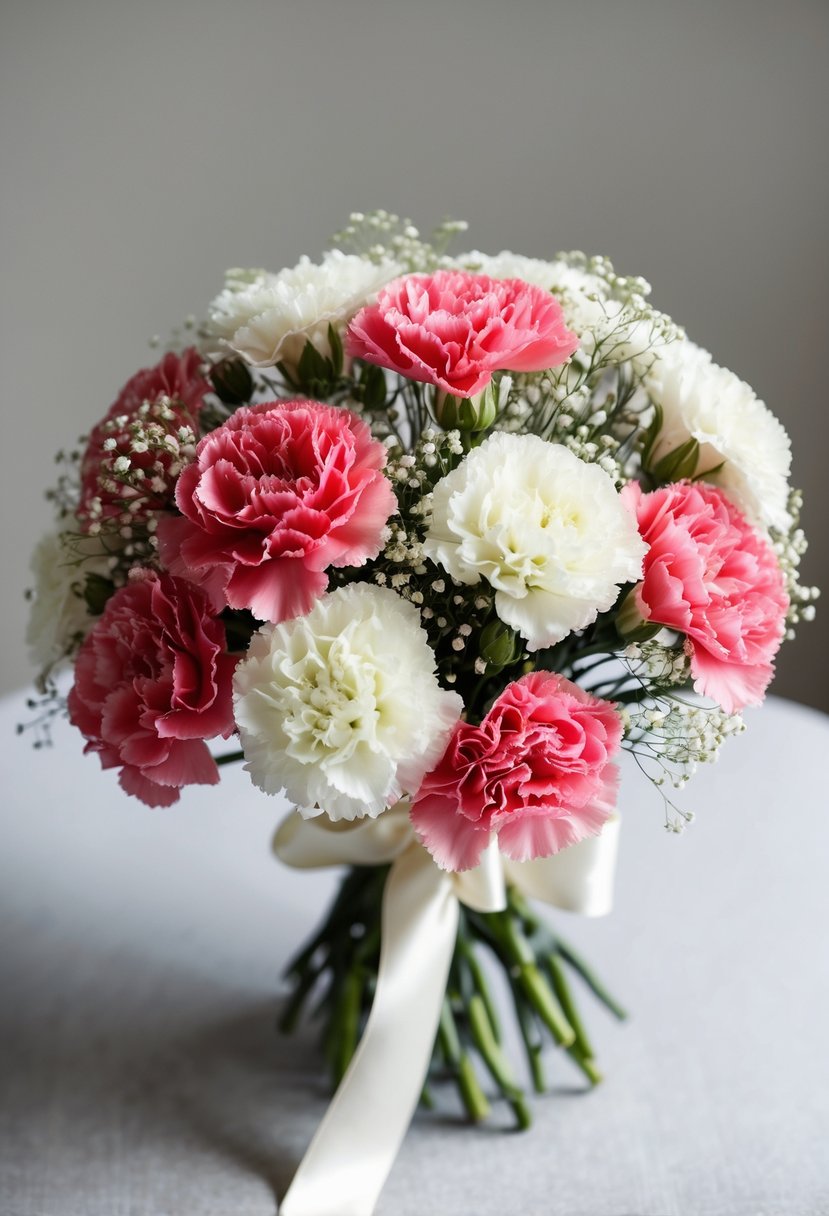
xmin=424 ymin=433 xmax=646 ymax=650
xmin=233 ymin=583 xmax=462 ymax=821
xmin=649 ymin=339 xmax=792 ymax=531
xmin=207 ymin=251 xmax=397 ymax=371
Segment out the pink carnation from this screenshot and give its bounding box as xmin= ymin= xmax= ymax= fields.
xmin=78 ymin=348 xmax=210 ymax=530
xmin=625 ymin=481 xmax=789 ymax=713
xmin=68 ymin=570 xmax=237 ymax=808
xmin=346 ymin=270 xmax=579 ymax=399
xmin=157 ymin=400 xmax=396 ymax=624
xmin=410 ymin=671 xmax=622 ymax=872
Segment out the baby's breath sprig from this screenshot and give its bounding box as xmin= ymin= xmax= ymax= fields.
xmin=332 ymin=210 xmax=468 ymax=273
xmin=80 ymin=395 xmax=198 ymax=536
xmin=770 ymin=489 xmax=820 ymax=636
xmin=148 ymin=312 xmax=200 ymax=356
xmin=602 ymin=640 xmax=746 ymax=831
xmin=45 ymin=446 xmax=83 ymax=522
xmin=506 ymin=351 xmax=656 ymax=489
xmin=15 ymin=680 xmax=66 ymax=748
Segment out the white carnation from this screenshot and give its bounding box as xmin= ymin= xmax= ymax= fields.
xmin=26 ymin=532 xmax=110 ymax=675
xmin=424 ymin=433 xmax=646 ymax=650
xmin=649 ymin=339 xmax=792 ymax=531
xmin=457 ymin=250 xmax=563 ymax=289
xmin=206 ymin=267 xmax=282 ymax=343
xmin=207 ymin=251 xmax=398 ymax=371
xmin=233 ymin=584 xmax=462 ymax=822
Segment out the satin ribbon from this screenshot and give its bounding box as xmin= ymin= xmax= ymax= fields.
xmin=276 ymin=807 xmax=620 ymax=1216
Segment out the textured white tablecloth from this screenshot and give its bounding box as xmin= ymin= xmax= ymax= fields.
xmin=1 ymin=689 xmax=828 ymax=1215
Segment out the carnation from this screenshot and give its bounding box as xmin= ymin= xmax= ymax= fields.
xmin=456 ymin=251 xmax=675 ymax=370
xmin=157 ymin=400 xmax=396 ymax=624
xmin=26 ymin=532 xmax=111 ymax=677
xmin=207 ymin=251 xmax=399 ymax=372
xmin=233 ymin=584 xmax=463 ymax=821
xmin=456 ymin=251 xmax=565 ymax=290
xmin=648 ymin=339 xmax=792 ymax=531
xmin=411 ymin=671 xmax=622 ymax=871
xmin=346 ymin=269 xmax=579 ymax=399
xmin=424 ymin=432 xmax=647 ymax=649
xmin=67 ymin=570 xmax=237 ymax=807
xmin=625 ymin=480 xmax=789 ymax=714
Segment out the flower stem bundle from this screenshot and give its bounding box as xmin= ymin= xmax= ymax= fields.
xmin=283 ymin=865 xmax=624 ymax=1128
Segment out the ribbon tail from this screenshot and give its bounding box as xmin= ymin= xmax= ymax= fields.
xmin=279 ymin=845 xmax=458 ymax=1216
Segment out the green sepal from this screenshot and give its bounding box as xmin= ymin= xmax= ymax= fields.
xmin=327 ymin=323 xmax=344 ymax=378
xmin=359 ymin=363 xmax=389 ymax=411
xmin=297 ymin=338 xmax=334 ymax=390
xmin=693 ymin=460 xmax=725 ymax=482
xmin=276 ymin=360 xmax=297 ymax=389
xmin=651 ymin=435 xmax=700 ymax=483
xmin=615 ymin=587 xmax=662 ymax=643
xmin=640 ymin=402 xmax=663 ymax=467
xmin=83 ymin=572 xmax=115 ymax=615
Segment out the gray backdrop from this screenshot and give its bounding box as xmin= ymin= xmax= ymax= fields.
xmin=2 ymin=0 xmax=827 ymax=710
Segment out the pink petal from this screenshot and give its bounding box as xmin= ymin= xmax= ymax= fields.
xmin=410 ymin=793 xmax=492 ymax=872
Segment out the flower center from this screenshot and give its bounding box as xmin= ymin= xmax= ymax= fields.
xmin=282 ymin=639 xmax=381 ymax=762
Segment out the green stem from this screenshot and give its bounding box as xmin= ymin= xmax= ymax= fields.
xmin=468 ymin=994 xmax=531 ymax=1129
xmin=508 ymin=977 xmax=547 ymax=1094
xmin=567 ymin=1046 xmax=603 ymax=1087
xmin=438 ymin=997 xmax=462 ymax=1064
xmin=545 ymin=953 xmax=595 ymax=1060
xmin=556 ymin=940 xmax=628 ymax=1021
xmin=457 ymin=1054 xmax=491 ymax=1122
xmin=439 ymin=999 xmax=491 ymax=1122
xmin=215 ymin=749 xmax=244 ymax=767
xmin=518 ymin=963 xmax=575 ymax=1048
xmin=457 ymin=933 xmax=502 ymax=1042
xmin=333 ymin=966 xmax=365 ymax=1084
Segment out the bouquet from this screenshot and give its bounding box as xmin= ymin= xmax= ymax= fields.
xmin=26 ymin=211 xmax=817 ymax=1215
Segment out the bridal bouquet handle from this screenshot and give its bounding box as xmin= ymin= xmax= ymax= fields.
xmin=274 ymin=809 xmax=619 ymax=1216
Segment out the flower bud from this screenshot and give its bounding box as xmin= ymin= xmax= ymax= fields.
xmin=210 ymin=357 xmax=254 ymax=405
xmin=432 ymin=382 xmax=498 ymax=432
xmin=479 ymin=618 xmax=521 ymax=669
xmin=615 ymin=587 xmax=661 ymax=642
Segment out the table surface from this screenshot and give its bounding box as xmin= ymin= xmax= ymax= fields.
xmin=1 ymin=688 xmax=828 ymax=1216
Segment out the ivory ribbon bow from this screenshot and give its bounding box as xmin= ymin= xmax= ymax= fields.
xmin=275 ymin=806 xmax=620 ymax=1216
